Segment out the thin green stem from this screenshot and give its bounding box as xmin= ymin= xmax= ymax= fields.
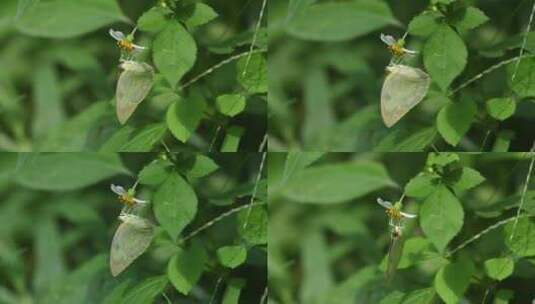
xmin=510 ymin=142 xmax=535 ymax=239
xmin=511 ymin=0 xmax=535 ymax=81
xmin=242 ymin=0 xmax=267 ymax=77
xmin=243 ymin=151 xmax=267 ymax=229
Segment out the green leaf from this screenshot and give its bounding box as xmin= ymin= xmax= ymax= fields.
xmin=396 ymin=237 xmax=439 ymax=269
xmin=374 ymin=127 xmax=438 ymax=152
xmin=484 ymin=257 xmax=514 ymax=281
xmin=99 ymin=126 xmax=135 ymax=153
xmin=302 ymin=68 xmax=334 ymax=149
xmin=216 ymin=94 xmax=246 ymax=117
xmin=185 ymin=155 xmax=219 ymax=180
xmin=237 ymin=53 xmax=267 ymax=93
xmin=183 ymin=3 xmax=218 ymax=29
xmin=318 ymin=266 xmax=378 ymax=304
xmin=453 ymin=167 xmax=485 ymax=191
xmin=102 ymin=280 xmax=131 ymax=304
xmin=379 ymin=291 xmax=405 ymax=304
xmin=221 ymin=126 xmax=244 ymax=152
xmin=426 ymin=152 xmax=460 ymax=167
xmin=436 ymin=98 xmax=477 ymax=146
xmin=15 ymin=153 xmax=128 ymax=190
xmin=122 ymin=275 xmax=168 ymax=304
xmin=238 ymin=205 xmax=267 ymax=245
xmin=453 ymin=6 xmax=489 ymax=32
xmin=280 ymin=162 xmax=395 ymax=204
xmin=167 ymin=241 xmax=207 ymax=295
xmin=217 ymin=245 xmax=247 ymax=269
xmin=434 ymin=260 xmax=474 ymax=304
xmin=286 ymin=0 xmax=399 ymax=41
xmin=504 ymin=217 xmax=535 ymax=256
xmin=300 ymin=232 xmax=333 ymax=304
xmin=486 ymin=97 xmax=516 ymax=121
xmin=119 ymin=123 xmax=167 ymax=152
xmin=32 ymin=63 xmax=64 ymax=138
xmin=420 ymin=185 xmax=464 ymax=252
xmin=424 ymin=25 xmax=467 ymax=91
xmin=405 ymin=173 xmax=440 ymax=198
xmin=137 ymin=7 xmax=170 ymax=33
xmin=166 ymin=93 xmax=206 ymax=143
xmin=221 ymin=278 xmax=245 ymax=304
xmin=138 ymin=159 xmax=172 ymax=186
xmin=15 ymin=0 xmax=127 ymax=38
xmin=507 ymin=57 xmax=535 ymax=98
xmin=154 ymin=172 xmax=198 ymax=240
xmin=493 ymin=289 xmax=514 ymax=304
xmin=33 ymin=218 xmax=65 ymax=295
xmin=153 ymin=21 xmax=197 ymax=88
xmin=408 ymin=12 xmax=442 ymax=37
xmin=401 ymin=288 xmax=436 ymax=304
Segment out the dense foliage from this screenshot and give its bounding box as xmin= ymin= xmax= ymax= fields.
xmin=268 ymin=152 xmax=535 ymax=303
xmin=0 ymin=152 xmax=267 ymax=303
xmin=0 ymin=0 xmax=267 ymax=152
xmin=268 ymin=0 xmax=535 ymax=152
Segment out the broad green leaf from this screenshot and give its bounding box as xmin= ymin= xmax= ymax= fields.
xmin=153 ymin=21 xmax=197 ymax=88
xmin=434 ymin=260 xmax=474 ymax=304
xmin=217 ymin=245 xmax=247 ymax=269
xmin=102 ymin=280 xmax=131 ymax=304
xmin=279 ymin=162 xmax=395 ymax=204
xmin=185 ymin=155 xmax=219 ymax=180
xmin=166 ymin=93 xmax=206 ymax=143
xmin=32 ymin=63 xmax=64 ymax=138
xmin=122 ymin=275 xmax=168 ymax=304
xmin=119 ymin=123 xmax=167 ymax=152
xmin=16 ymin=0 xmax=127 ymax=38
xmin=507 ymin=57 xmax=535 ymax=98
xmin=436 ymin=98 xmax=477 ymax=146
xmin=504 ymin=217 xmax=535 ymax=256
xmin=33 ymin=218 xmax=65 ymax=295
xmin=183 ymin=3 xmax=218 ymax=28
xmin=237 ymin=53 xmax=267 ymax=93
xmin=154 ymin=172 xmax=198 ymax=240
xmin=484 ymin=257 xmax=514 ymax=281
xmin=453 ymin=167 xmax=485 ymax=191
xmin=486 ymin=97 xmax=516 ymax=121
xmin=221 ymin=279 xmax=245 ymax=304
xmin=110 ymin=220 xmax=155 ymax=277
xmin=374 ymin=127 xmax=438 ymax=152
xmin=216 ymin=94 xmax=246 ymax=117
xmin=237 ymin=205 xmax=267 ymax=245
xmin=426 ymin=152 xmax=460 ymax=167
xmin=420 ymin=185 xmax=464 ymax=252
xmin=493 ymin=289 xmax=514 ymax=304
xmin=287 ymin=0 xmax=318 ymax=22
xmin=137 ymin=7 xmax=170 ymax=33
xmin=379 ymin=291 xmax=405 ymax=304
xmin=408 ymin=12 xmax=442 ymax=37
xmin=424 ymin=25 xmax=467 ymax=91
xmin=221 ymin=126 xmax=244 ymax=152
xmin=99 ymin=126 xmax=135 ymax=153
xmin=15 ymin=153 xmax=128 ymax=190
xmin=138 ymin=159 xmax=172 ymax=186
xmin=520 ymin=190 xmax=535 ymax=215
xmin=286 ymin=0 xmax=399 ymax=41
xmin=405 ymin=173 xmax=440 ymax=198
xmin=453 ymin=6 xmax=489 ymax=32
xmin=318 ymin=266 xmax=378 ymax=304
xmin=401 ymin=288 xmax=436 ymax=304
xmin=300 ymin=232 xmax=333 ymax=304
xmin=397 ymin=237 xmax=439 ymax=269
xmin=302 ymin=68 xmax=334 ymax=149
xmin=167 ymin=242 xmax=207 ymax=295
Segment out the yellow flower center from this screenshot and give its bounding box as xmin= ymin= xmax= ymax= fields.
xmin=388 ymin=44 xmax=405 ymax=57
xmin=386 ymin=207 xmax=402 ymax=222
xmin=117 ymin=39 xmax=134 ymax=53
xmin=119 ymin=194 xmax=135 ymax=207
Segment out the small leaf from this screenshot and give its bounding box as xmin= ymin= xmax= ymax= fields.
xmin=137 ymin=6 xmax=170 ymax=33
xmin=453 ymin=6 xmax=489 ymax=32
xmin=119 ymin=123 xmax=167 ymax=152
xmin=221 ymin=126 xmax=244 ymax=152
xmin=167 ymin=241 xmax=207 ymax=295
xmin=238 ymin=205 xmax=267 ymax=245
xmin=153 ymin=21 xmax=197 ymax=88
xmin=110 ymin=221 xmax=154 ymax=277
xmin=154 ymin=172 xmax=198 ymax=241
xmin=300 ymin=231 xmax=333 ymax=304
xmin=436 ymin=98 xmax=477 ymax=146
xmin=237 ymin=53 xmax=267 ymax=93
xmin=408 ymin=12 xmax=442 ymax=37
xmin=32 ymin=63 xmax=65 ymax=137
xmin=507 ymin=57 xmax=535 ymax=97
xmin=138 ymin=159 xmax=172 ymax=185
xmin=166 ymin=93 xmax=206 ymax=143
xmin=484 ymin=257 xmax=514 ymax=281
xmin=183 ymin=3 xmax=218 ymax=28
xmin=504 ymin=217 xmax=535 ymax=256
xmin=400 ymin=288 xmax=436 ymax=304
xmin=420 ymin=185 xmax=464 ymax=252
xmin=426 ymin=152 xmax=460 ymax=167
xmin=221 ymin=278 xmax=245 ymax=304
xmin=122 ymin=275 xmax=168 ymax=304
xmin=434 ymin=260 xmax=474 ymax=304
xmin=216 ymin=94 xmax=246 ymax=117
xmin=486 ymin=97 xmax=516 ymax=121
xmin=217 ymin=245 xmax=247 ymax=269
xmin=453 ymin=167 xmax=485 ymax=191
xmin=424 ymin=24 xmax=467 ymax=91
xmin=185 ymin=155 xmax=219 ymax=180
xmin=405 ymin=173 xmax=440 ymax=198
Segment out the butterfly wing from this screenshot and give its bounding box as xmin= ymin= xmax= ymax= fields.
xmin=116 ymin=62 xmax=154 ymax=124
xmin=381 ymin=65 xmax=430 ymax=128
xmin=110 ymin=222 xmax=154 ymax=276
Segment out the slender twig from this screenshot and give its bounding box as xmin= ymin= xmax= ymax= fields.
xmin=208 ymin=277 xmax=223 ymax=304
xmin=208 ymin=125 xmax=223 ymax=152
xmin=242 ymin=0 xmax=267 ymax=76
xmin=510 ymin=142 xmax=535 ymax=239
xmin=258 ymin=134 xmax=268 ymax=152
xmin=260 ymin=287 xmax=268 ymax=304
xmin=243 ymin=151 xmax=267 ymax=229
xmin=179 ymin=49 xmax=267 ymax=90
xmin=180 ymin=202 xmax=266 ymax=243
xmin=511 ymin=0 xmax=535 ymax=81
xmin=450 ymin=54 xmax=535 ymax=96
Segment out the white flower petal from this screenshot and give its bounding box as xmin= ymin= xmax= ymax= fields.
xmin=111 ymin=184 xmax=126 ymax=195
xmin=132 ymin=44 xmax=146 ymax=50
xmin=401 ymin=211 xmax=417 ymax=218
xmin=380 ymin=33 xmax=396 ymax=46
xmin=133 ymin=198 xmax=148 ymax=204
xmin=403 ymin=48 xmax=418 ymax=55
xmin=377 ymin=197 xmax=393 ymax=209
xmin=109 ymin=28 xmax=125 ymax=41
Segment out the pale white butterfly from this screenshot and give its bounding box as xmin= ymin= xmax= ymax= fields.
xmin=110 ymin=213 xmax=154 ymax=276
xmin=380 ymin=64 xmax=431 ymax=128
xmin=115 ymin=60 xmax=154 ymax=124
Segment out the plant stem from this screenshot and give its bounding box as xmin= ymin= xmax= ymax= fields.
xmin=243 ymin=151 xmax=267 ymax=229
xmin=511 ymin=0 xmax=535 ymax=82
xmin=510 ymin=142 xmax=535 ymax=239
xmin=242 ymin=0 xmax=267 ymax=77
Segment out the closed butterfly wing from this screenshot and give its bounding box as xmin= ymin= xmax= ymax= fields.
xmin=381 ymin=65 xmax=430 ymax=128
xmin=116 ymin=61 xmax=154 ymax=124
xmin=110 ymin=221 xmax=154 ymax=276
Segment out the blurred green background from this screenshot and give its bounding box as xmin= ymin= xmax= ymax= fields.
xmin=268 ymin=152 xmax=535 ymax=303
xmin=0 ymin=0 xmax=266 ymax=152
xmin=268 ymin=0 xmax=535 ymax=152
xmin=0 ymin=152 xmax=267 ymax=303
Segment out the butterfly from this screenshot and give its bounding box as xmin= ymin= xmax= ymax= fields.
xmin=115 ymin=60 xmax=154 ymax=124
